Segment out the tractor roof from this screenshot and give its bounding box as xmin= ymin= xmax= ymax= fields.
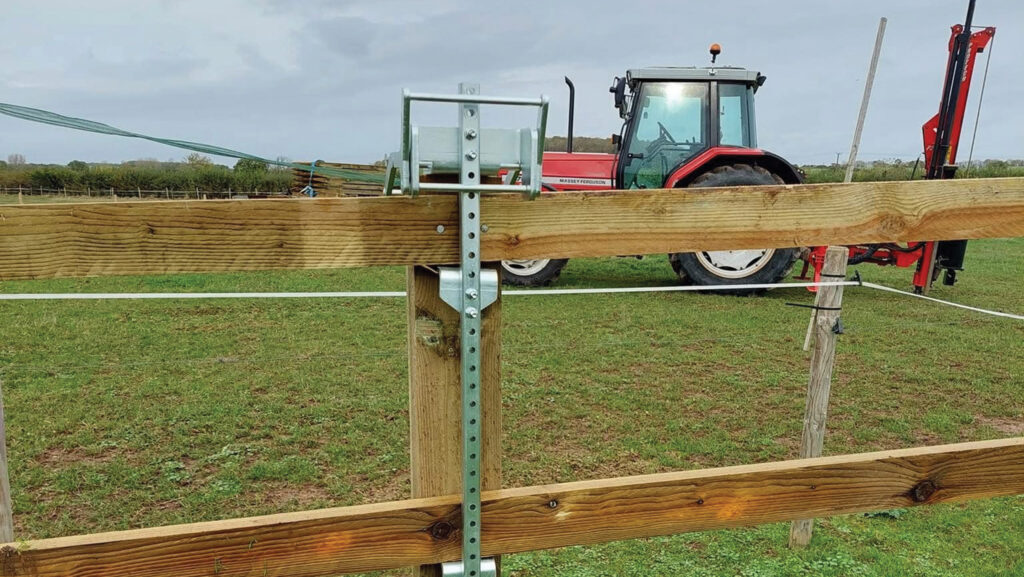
xmin=626 ymin=67 xmax=763 ymax=86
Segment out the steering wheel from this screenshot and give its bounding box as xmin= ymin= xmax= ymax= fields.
xmin=645 ymin=121 xmax=678 ymax=156
xmin=657 ymin=121 xmax=677 ymax=144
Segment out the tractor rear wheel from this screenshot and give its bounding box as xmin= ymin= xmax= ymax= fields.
xmin=669 ymin=164 xmax=798 ymax=295
xmin=501 ymin=258 xmax=569 ymax=287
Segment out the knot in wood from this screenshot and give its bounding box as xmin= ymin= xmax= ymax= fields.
xmin=429 ymin=521 xmax=455 ymax=540
xmin=879 ymin=214 xmax=909 ymax=235
xmin=910 ymin=479 xmax=937 ymax=502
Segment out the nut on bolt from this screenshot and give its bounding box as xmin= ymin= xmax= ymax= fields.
xmin=465 ymin=307 xmax=479 ymax=319
xmin=465 ymin=150 xmax=478 ymax=161
xmin=465 ymin=288 xmax=478 ymax=300
xmin=465 ymin=129 xmax=477 ymax=140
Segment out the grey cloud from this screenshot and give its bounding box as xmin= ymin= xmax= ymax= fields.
xmin=1 ymin=0 xmax=1022 ymax=166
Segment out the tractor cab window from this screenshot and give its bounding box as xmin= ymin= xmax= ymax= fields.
xmin=719 ymin=82 xmax=756 ymax=147
xmin=622 ymin=82 xmax=709 ymax=189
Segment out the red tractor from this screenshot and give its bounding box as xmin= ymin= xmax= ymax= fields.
xmin=504 ymin=3 xmax=994 ymax=294
xmin=501 ymin=47 xmax=804 ymax=293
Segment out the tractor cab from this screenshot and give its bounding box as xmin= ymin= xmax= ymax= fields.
xmin=505 ymin=48 xmax=803 ymax=290
xmin=611 ymin=66 xmax=765 ymax=189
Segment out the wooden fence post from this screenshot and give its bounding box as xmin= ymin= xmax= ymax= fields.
xmin=790 ymin=245 xmax=848 ymax=548
xmin=408 ymin=264 xmax=502 ymax=576
xmin=0 ymin=378 xmax=13 ymax=542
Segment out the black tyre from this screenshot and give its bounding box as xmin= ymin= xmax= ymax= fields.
xmin=669 ymin=164 xmax=798 ymax=295
xmin=500 ymin=258 xmax=569 ymax=287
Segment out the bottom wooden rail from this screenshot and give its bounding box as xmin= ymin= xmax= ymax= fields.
xmin=4 ymin=438 xmax=1022 ymax=577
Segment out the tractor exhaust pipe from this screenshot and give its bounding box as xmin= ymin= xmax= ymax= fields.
xmin=564 ymin=76 xmax=575 ymax=153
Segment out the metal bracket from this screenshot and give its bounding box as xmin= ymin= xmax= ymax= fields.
xmin=442 ymin=559 xmax=498 ymax=577
xmin=384 ymin=83 xmax=548 ymax=198
xmin=440 ymin=267 xmax=499 ymax=312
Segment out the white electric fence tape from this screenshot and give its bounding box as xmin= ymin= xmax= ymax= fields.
xmin=0 ymin=280 xmax=1021 ymax=321
xmin=0 ymin=291 xmax=407 ymax=300
xmin=0 ymin=281 xmax=853 ymax=300
xmin=859 ymin=282 xmax=1024 ymax=321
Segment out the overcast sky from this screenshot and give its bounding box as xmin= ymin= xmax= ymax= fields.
xmin=1 ymin=0 xmax=1022 ymax=167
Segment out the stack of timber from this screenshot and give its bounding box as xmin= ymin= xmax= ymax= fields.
xmin=290 ymin=162 xmax=386 ymax=197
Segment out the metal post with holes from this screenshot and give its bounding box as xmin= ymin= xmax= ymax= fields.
xmin=393 ymin=83 xmax=547 ymax=577
xmin=451 ymin=82 xmax=486 ymax=577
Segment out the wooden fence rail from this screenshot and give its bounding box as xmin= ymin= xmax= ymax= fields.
xmin=0 ymin=177 xmax=1021 ymax=280
xmin=3 ymin=439 xmax=1021 ymax=577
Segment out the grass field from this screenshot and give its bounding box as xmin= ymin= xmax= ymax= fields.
xmin=0 ymin=229 xmax=1021 ymax=573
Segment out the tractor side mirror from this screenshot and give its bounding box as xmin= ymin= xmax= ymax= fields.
xmin=610 ymin=77 xmax=627 ymax=118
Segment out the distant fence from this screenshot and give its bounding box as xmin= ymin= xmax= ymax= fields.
xmin=0 ymin=186 xmax=290 ymax=200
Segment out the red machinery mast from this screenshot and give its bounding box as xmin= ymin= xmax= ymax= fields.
xmin=922 ymin=24 xmax=996 ymax=176
xmin=915 ymin=0 xmax=995 ymax=291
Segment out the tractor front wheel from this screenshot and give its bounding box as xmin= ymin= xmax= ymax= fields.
xmin=669 ymin=164 xmax=798 ymax=295
xmin=501 ymin=258 xmax=569 ymax=287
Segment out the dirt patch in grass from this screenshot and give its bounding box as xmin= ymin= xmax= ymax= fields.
xmin=773 ymin=435 xmax=800 ymax=456
xmin=44 ymin=501 xmax=93 ymax=526
xmin=976 ymin=416 xmax=1024 ymax=436
xmin=257 ymin=483 xmax=333 ymax=508
xmin=912 ymin=431 xmax=944 ymax=446
xmin=348 ymin=470 xmax=410 ymax=504
xmin=37 ymin=446 xmax=118 ymax=467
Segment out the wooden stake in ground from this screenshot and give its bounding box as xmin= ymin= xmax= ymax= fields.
xmin=790 ymin=245 xmax=848 ymax=548
xmin=407 ymin=265 xmax=502 ymax=576
xmin=0 ymin=378 xmax=13 ymax=543
xmin=844 ymin=17 xmax=887 ymax=183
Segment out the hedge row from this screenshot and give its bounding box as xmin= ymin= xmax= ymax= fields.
xmin=0 ymin=162 xmax=292 ymax=193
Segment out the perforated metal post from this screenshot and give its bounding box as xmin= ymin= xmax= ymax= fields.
xmin=457 ymin=82 xmax=484 ymax=577
xmin=435 ymin=83 xmax=499 ymax=577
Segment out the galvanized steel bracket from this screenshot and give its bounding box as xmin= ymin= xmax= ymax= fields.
xmin=439 ymin=267 xmax=499 ymax=312
xmin=442 ymin=558 xmax=498 ymax=577
xmin=384 ymin=83 xmax=548 ymax=198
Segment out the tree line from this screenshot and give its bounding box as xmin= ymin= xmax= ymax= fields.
xmin=3 ymin=149 xmax=1022 ymax=194
xmin=0 ymin=154 xmax=292 ymax=193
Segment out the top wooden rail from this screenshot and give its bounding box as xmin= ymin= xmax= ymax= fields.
xmin=0 ymin=177 xmax=1022 ymax=280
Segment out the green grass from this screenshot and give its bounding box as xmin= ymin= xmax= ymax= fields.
xmin=800 ymin=162 xmax=1024 ymax=183
xmin=0 ymin=237 xmax=1021 ymax=575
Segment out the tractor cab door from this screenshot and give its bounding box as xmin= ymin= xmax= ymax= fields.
xmin=617 ymin=81 xmax=756 ymax=189
xmin=619 ymin=81 xmax=710 ymax=189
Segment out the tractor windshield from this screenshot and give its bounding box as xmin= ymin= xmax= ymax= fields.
xmin=622 ymin=82 xmax=709 ymax=189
